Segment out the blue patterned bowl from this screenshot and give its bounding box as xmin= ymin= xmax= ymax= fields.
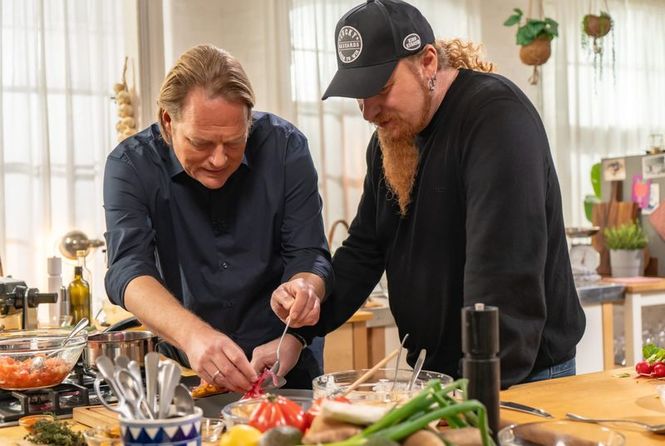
xmin=120 ymin=407 xmax=202 ymax=446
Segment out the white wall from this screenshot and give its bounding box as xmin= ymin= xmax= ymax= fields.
xmin=477 ymin=0 xmax=542 ymax=108
xmin=161 ymin=0 xmax=546 ymax=116
xmin=162 ymin=0 xmax=294 ymax=121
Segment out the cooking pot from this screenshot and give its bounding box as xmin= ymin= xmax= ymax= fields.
xmin=83 ymin=317 xmax=158 ymax=369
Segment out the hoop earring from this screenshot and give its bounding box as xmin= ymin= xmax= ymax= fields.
xmin=428 ymin=76 xmax=437 ymax=92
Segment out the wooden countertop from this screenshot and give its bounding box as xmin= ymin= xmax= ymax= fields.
xmin=601 ymin=276 xmax=665 ymax=293
xmin=2 ymin=368 xmax=662 ymax=444
xmin=501 ymin=367 xmax=664 ymax=445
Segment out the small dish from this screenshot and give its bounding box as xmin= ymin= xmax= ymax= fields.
xmin=498 ymin=420 xmax=625 ymax=446
xmin=201 ymin=417 xmax=225 ymax=444
xmin=82 ymin=425 xmax=123 ymax=446
xmin=18 ymin=414 xmax=55 ymax=433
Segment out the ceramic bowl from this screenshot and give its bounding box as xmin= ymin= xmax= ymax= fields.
xmin=120 ymin=406 xmax=202 ymax=445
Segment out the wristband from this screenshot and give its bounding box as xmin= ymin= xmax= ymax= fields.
xmin=287 ymin=329 xmax=308 ymax=348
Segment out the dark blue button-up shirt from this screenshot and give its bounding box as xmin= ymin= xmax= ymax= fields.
xmin=103 ymin=112 xmax=332 ymax=354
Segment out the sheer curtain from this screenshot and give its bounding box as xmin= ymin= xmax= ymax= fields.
xmin=0 ymin=0 xmax=125 ymax=315
xmin=542 ymin=0 xmax=665 ymax=226
xmin=288 ymin=0 xmax=481 ymax=242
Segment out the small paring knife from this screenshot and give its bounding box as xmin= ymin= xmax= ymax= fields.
xmin=500 ymin=401 xmax=553 ymax=418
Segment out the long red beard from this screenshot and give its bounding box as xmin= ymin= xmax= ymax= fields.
xmin=377 ymin=85 xmax=431 ymax=216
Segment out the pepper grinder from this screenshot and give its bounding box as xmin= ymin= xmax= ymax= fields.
xmin=462 ymin=303 xmax=500 ymax=439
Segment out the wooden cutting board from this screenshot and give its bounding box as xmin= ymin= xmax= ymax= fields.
xmin=72 ymin=405 xmax=118 ymax=428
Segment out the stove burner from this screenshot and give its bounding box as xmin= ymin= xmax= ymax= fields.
xmin=0 ymin=364 xmax=117 ymax=427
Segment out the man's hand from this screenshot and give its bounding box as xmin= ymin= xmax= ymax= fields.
xmin=250 ymin=334 xmax=303 ymax=377
xmin=270 ymin=274 xmax=323 ymax=327
xmin=182 ymin=327 xmax=258 ymax=393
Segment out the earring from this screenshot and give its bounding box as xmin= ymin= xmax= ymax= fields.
xmin=428 ymin=76 xmax=437 ymax=92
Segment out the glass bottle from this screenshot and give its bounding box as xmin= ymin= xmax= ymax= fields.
xmin=68 ymin=266 xmax=91 ymax=325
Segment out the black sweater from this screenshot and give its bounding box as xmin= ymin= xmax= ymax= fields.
xmin=312 ymin=69 xmax=585 ymax=388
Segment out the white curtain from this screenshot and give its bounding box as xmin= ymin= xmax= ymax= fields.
xmin=288 ymin=0 xmax=482 ymax=246
xmin=0 ymin=0 xmax=125 ymax=315
xmin=543 ymin=0 xmax=665 ymax=226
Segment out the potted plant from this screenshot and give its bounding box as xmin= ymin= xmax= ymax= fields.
xmin=504 ymin=8 xmax=559 ymax=84
xmin=604 ymin=222 xmax=648 ymax=277
xmin=581 ymin=11 xmax=615 ymax=81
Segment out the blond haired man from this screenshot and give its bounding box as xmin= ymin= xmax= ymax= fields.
xmin=104 ymin=45 xmax=330 ymax=391
xmin=273 ymin=0 xmax=586 ymax=388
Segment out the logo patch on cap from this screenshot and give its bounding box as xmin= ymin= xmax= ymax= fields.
xmin=337 ymin=26 xmax=363 ymax=64
xmin=403 ymin=33 xmax=422 ymax=51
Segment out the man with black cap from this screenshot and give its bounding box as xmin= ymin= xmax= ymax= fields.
xmin=272 ymin=0 xmax=586 ymax=388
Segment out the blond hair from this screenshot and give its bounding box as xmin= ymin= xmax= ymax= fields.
xmin=157 ymin=44 xmax=256 ymax=143
xmin=434 ymin=38 xmax=495 ymax=73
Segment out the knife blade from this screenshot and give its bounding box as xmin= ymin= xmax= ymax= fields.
xmin=500 ymin=401 xmax=553 ymax=418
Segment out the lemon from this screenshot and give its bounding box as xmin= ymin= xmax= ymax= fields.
xmin=219 ymin=424 xmax=262 ymax=446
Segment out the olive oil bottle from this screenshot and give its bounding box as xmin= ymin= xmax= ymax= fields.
xmin=68 ymin=266 xmax=91 ymax=325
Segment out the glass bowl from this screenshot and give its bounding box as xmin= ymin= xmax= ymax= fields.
xmin=18 ymin=414 xmax=56 ymax=433
xmin=498 ymin=420 xmax=625 ymax=446
xmin=221 ymin=395 xmax=313 ymax=428
xmin=0 ymin=328 xmax=87 ymax=390
xmin=312 ymin=368 xmax=452 ymax=404
xmin=83 ymin=425 xmax=123 ymax=446
xmin=201 ymin=417 xmax=225 ymax=445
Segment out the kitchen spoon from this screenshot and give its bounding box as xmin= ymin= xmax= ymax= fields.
xmin=566 ymin=412 xmax=665 ymax=434
xmin=31 ymin=317 xmax=89 ymax=371
xmin=172 ymin=383 xmax=195 ymax=417
xmin=407 ymin=348 xmax=427 ymax=391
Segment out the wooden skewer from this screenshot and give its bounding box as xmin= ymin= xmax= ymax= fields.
xmin=341 ymin=348 xmax=400 ymax=397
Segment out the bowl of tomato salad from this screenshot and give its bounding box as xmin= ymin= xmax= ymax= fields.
xmin=0 ymin=328 xmax=87 ymax=390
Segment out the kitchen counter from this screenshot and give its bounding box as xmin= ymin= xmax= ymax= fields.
xmin=500 ymin=367 xmax=664 ymax=445
xmin=1 ymin=368 xmax=661 ymax=445
xmin=576 ymin=281 xmax=625 ymax=305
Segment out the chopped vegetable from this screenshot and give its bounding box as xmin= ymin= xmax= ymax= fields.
xmin=24 ymin=417 xmax=85 ymax=446
xmin=248 ymin=394 xmax=307 ymax=432
xmin=321 ymin=400 xmax=390 ymax=425
xmin=304 ymin=395 xmax=351 ymax=429
xmin=191 ymin=380 xmax=226 ymax=398
xmin=0 ymin=356 xmax=70 ymax=389
xmin=243 ymin=368 xmax=278 ymax=399
xmin=312 ymin=379 xmax=494 ymax=446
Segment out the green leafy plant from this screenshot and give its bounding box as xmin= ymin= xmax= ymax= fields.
xmin=503 ymin=8 xmax=559 ymax=46
xmin=604 ymin=222 xmax=648 ymax=250
xmin=581 ymin=11 xmax=615 ymax=83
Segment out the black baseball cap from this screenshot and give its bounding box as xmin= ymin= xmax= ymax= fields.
xmin=322 ymin=0 xmax=435 ymax=100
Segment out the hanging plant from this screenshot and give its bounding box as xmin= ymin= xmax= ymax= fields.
xmin=581 ymin=2 xmax=615 ymax=83
xmin=504 ymin=7 xmax=559 ymax=85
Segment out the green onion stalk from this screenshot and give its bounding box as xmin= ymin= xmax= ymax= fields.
xmin=315 ymin=378 xmax=495 ymax=446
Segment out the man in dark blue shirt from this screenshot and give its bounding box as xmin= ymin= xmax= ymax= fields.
xmin=104 ymin=44 xmax=332 ymax=391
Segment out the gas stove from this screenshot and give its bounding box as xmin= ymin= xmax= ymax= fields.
xmin=0 ymin=363 xmax=116 ymax=427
